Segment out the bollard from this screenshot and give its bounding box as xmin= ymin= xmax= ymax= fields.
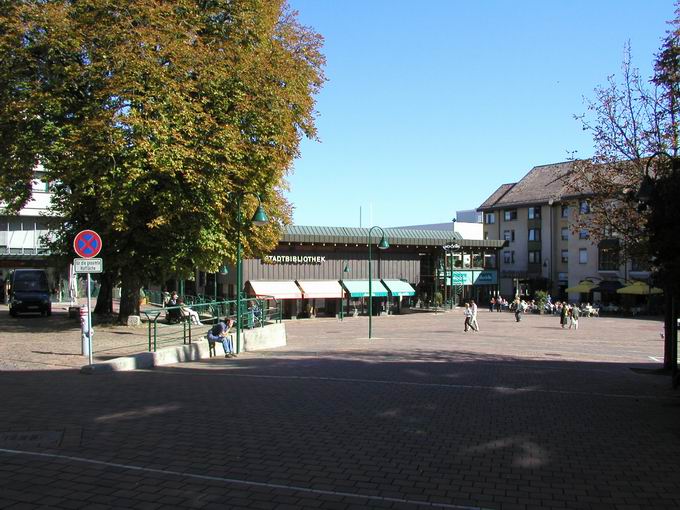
xmin=80 ymin=305 xmax=90 ymax=356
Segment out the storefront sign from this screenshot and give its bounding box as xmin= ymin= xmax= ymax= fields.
xmin=472 ymin=270 xmax=497 ymax=285
xmin=448 ymin=271 xmax=472 ymax=285
xmin=264 ymin=255 xmax=326 ymax=265
xmin=446 ymin=270 xmax=497 ymax=285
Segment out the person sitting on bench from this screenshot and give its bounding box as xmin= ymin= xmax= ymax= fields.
xmin=165 ymin=291 xmax=182 ymax=323
xmin=178 ymin=298 xmax=203 ymax=325
xmin=207 ymin=318 xmax=236 ymax=358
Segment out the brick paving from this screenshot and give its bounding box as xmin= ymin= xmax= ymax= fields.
xmin=0 ymin=307 xmax=679 ymax=509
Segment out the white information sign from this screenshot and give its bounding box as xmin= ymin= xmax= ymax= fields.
xmin=74 ymin=258 xmax=103 ymax=273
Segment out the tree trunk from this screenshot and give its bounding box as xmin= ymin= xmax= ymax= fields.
xmin=664 ymin=290 xmax=673 ymax=370
xmin=119 ymin=272 xmax=141 ymax=321
xmin=94 ymin=272 xmax=114 ymax=315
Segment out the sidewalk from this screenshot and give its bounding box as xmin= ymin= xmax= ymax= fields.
xmin=0 ymin=309 xmax=678 ymax=509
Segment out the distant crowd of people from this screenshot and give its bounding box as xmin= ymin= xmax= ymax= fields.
xmin=463 ymin=294 xmax=595 ymax=329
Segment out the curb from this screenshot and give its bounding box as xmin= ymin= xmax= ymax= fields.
xmin=80 ymin=323 xmax=287 ymax=374
xmin=80 ymin=342 xmax=210 ymax=374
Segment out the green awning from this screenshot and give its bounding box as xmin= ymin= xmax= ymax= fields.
xmin=340 ymin=280 xmax=389 ymax=298
xmin=381 ymin=279 xmax=415 ymax=297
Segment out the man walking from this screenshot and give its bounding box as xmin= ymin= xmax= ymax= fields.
xmin=570 ymin=305 xmax=580 ymax=330
xmin=470 ymin=299 xmax=480 ymax=332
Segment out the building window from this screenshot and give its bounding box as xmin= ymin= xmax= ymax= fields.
xmin=579 ymin=248 xmax=588 ymax=264
xmin=528 ymin=206 xmax=541 ymax=219
xmin=528 ymin=251 xmax=541 ymax=264
xmin=561 ymin=205 xmax=569 ymax=218
xmin=561 ymin=250 xmax=568 ymax=263
xmin=579 ymin=229 xmax=589 ymax=240
xmin=579 ymin=200 xmax=590 ymax=214
xmin=485 ymin=213 xmax=496 ymax=224
xmin=561 ymin=228 xmax=569 ymax=241
xmin=483 ymin=254 xmax=496 ymax=268
xmin=503 ymin=229 xmax=515 ymax=242
xmin=528 ymin=228 xmax=541 ymax=241
xmin=503 ymin=251 xmax=515 ymax=264
xmin=598 ymin=242 xmax=620 ymax=271
xmin=503 ymin=209 xmax=517 ymax=221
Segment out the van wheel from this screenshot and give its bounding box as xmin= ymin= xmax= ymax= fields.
xmin=9 ymin=309 xmax=17 ymax=317
xmin=46 ymin=308 xmax=52 ymax=317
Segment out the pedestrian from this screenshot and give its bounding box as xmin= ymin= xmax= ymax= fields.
xmin=560 ymin=302 xmax=569 ymax=329
xmin=570 ymin=305 xmax=580 ymax=330
xmin=514 ymin=297 xmax=523 ymax=322
xmin=207 ymin=318 xmax=237 ymax=358
xmin=566 ymin=304 xmax=573 ymax=328
xmin=489 ymin=296 xmax=495 ymax=312
xmin=496 ymin=297 xmax=502 ymax=312
xmin=470 ymin=299 xmax=479 ymax=331
xmin=178 ymin=298 xmax=203 ymax=326
xmin=463 ymin=303 xmax=473 ymax=331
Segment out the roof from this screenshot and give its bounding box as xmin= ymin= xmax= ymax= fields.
xmin=478 ymin=183 xmax=516 ymax=210
xmin=280 ymin=225 xmax=506 ymax=249
xmin=478 ymin=161 xmax=592 ymax=211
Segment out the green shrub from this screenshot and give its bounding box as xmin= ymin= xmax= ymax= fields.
xmin=433 ymin=291 xmax=443 ymax=307
xmin=534 ymin=290 xmax=548 ymax=311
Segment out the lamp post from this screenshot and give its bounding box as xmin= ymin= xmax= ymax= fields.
xmin=368 ymin=226 xmax=389 ymax=339
xmin=451 ymin=218 xmax=457 ymax=309
xmin=443 ymin=243 xmax=460 ymax=309
xmin=339 ymin=260 xmax=350 ymax=320
xmin=228 ymin=192 xmax=268 ymax=354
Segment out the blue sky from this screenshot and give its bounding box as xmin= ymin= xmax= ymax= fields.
xmin=285 ymin=1 xmax=676 ymax=227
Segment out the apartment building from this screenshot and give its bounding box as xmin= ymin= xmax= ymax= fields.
xmin=0 ymin=168 xmax=64 ymax=300
xmin=477 ymin=161 xmax=648 ymax=304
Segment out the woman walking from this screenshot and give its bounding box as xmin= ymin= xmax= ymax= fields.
xmin=560 ymin=302 xmax=569 ymax=329
xmin=463 ymin=303 xmax=473 ymax=332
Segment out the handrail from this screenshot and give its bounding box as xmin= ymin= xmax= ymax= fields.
xmin=142 ymin=297 xmax=282 ymax=352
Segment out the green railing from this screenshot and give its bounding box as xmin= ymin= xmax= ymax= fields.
xmin=144 ymin=289 xmax=218 ymax=307
xmin=141 ymin=296 xmax=282 ymax=352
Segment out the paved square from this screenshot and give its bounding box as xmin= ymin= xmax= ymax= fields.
xmin=0 ymin=309 xmax=679 ymax=509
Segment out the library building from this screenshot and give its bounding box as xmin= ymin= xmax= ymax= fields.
xmin=213 ymin=226 xmax=507 ymax=319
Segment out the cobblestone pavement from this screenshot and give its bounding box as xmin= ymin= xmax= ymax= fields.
xmin=1 ymin=307 xmax=679 ymax=509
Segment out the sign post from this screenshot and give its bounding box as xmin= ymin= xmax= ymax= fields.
xmin=73 ymin=230 xmax=103 ymax=366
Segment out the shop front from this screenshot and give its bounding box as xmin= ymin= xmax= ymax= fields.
xmin=203 ymin=226 xmax=506 ymax=318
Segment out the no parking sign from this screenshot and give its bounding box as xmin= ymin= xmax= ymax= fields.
xmin=73 ymin=230 xmax=102 ymax=258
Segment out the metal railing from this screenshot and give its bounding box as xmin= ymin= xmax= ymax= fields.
xmin=141 ymin=296 xmax=282 ymax=352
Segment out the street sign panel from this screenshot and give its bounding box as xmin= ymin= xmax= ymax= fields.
xmin=74 ymin=230 xmax=102 ymax=258
xmin=74 ymin=258 xmax=103 ymax=273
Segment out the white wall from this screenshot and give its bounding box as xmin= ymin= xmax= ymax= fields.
xmin=453 ymin=222 xmax=483 ymax=240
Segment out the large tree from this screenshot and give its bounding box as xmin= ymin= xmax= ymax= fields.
xmin=0 ymin=0 xmax=325 ymax=318
xmin=571 ymin=4 xmax=679 ymax=375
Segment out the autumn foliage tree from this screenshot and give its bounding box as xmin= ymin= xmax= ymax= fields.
xmin=0 ymin=0 xmax=325 ymax=319
xmin=571 ymin=4 xmax=679 ymax=373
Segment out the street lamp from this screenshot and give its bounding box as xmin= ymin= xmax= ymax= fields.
xmin=450 ymin=218 xmax=457 ymax=309
xmin=339 ymin=260 xmax=350 ymax=320
xmin=368 ymin=226 xmax=389 ymax=339
xmin=228 ymin=192 xmax=268 ymax=354
xmin=443 ymin=242 xmax=460 ymax=309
